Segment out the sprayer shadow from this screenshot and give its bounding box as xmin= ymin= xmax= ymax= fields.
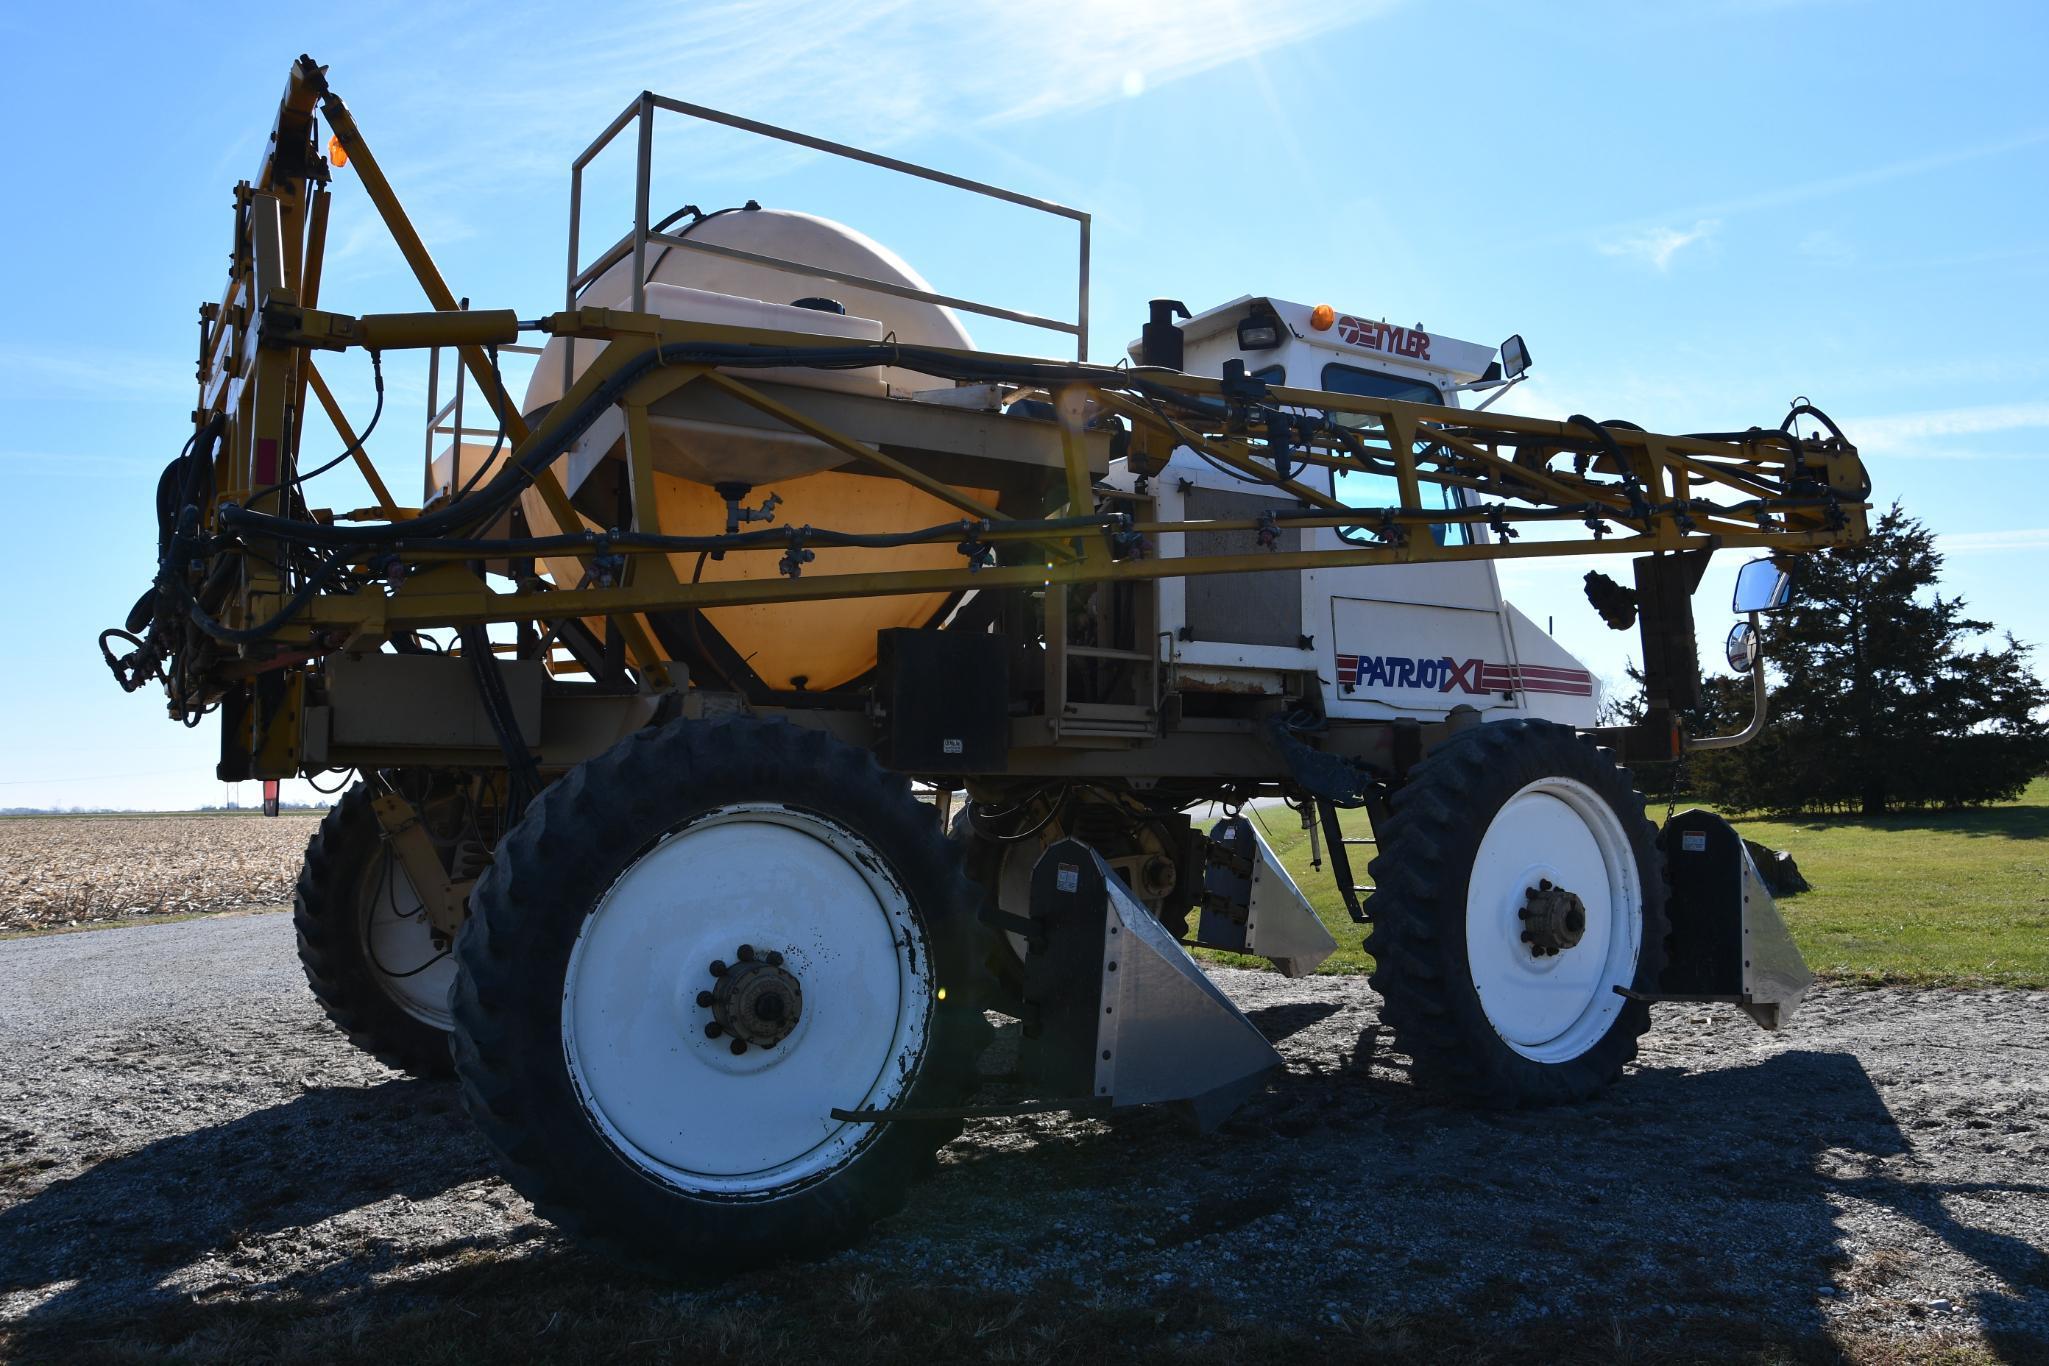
xmin=0 ymin=1077 xmax=495 ymax=1329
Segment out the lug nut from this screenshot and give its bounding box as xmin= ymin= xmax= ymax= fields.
xmin=737 ymin=944 xmax=756 ymax=962
xmin=709 ymin=959 xmax=727 ymax=977
xmin=696 ymin=990 xmax=714 ymax=1008
xmin=765 ymin=950 xmax=784 ymax=967
xmin=704 ymin=1021 xmax=723 ymax=1038
xmin=729 ymin=1039 xmax=748 ymax=1056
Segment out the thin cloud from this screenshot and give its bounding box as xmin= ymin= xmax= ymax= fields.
xmin=0 ymin=450 xmax=162 ymax=479
xmin=1597 ymin=220 xmax=1718 ymax=271
xmin=1682 ymin=127 xmax=2049 ymax=223
xmin=0 ymin=344 xmax=189 ymax=402
xmin=1562 ymin=126 xmax=2049 ymax=252
xmin=1797 ymin=228 xmax=1855 ymax=267
xmin=354 ymin=0 xmax=1383 ymax=191
xmin=1849 ymin=401 xmax=2049 ymax=457
xmin=1939 ymin=528 xmax=2049 ymax=553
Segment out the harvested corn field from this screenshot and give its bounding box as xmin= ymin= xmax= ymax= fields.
xmin=0 ymin=814 xmax=320 ymax=934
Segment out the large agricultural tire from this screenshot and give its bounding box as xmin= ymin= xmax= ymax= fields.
xmin=1364 ymin=719 xmax=1669 ymax=1107
xmin=451 ymin=716 xmax=993 ymax=1274
xmin=294 ymin=782 xmax=458 ymax=1079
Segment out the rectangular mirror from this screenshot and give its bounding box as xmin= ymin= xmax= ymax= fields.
xmin=1732 ymin=557 xmax=1792 ymax=614
xmin=1499 ymin=334 xmax=1531 ymax=379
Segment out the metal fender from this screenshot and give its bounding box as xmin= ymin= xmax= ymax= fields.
xmin=1200 ymin=816 xmax=1339 ymax=978
xmin=1651 ymin=809 xmax=1814 ymax=1029
xmin=1021 ymin=839 xmax=1283 ymax=1131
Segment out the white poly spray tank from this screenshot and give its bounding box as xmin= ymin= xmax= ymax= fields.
xmin=520 ymin=207 xmax=998 ymax=692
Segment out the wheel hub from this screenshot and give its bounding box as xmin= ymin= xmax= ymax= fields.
xmin=700 ymin=944 xmax=802 ymax=1053
xmin=1518 ymin=878 xmax=1588 ymax=957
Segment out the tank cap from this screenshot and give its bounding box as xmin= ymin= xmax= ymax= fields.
xmin=1149 ymin=299 xmax=1191 ymax=327
xmin=1140 ymin=300 xmax=1191 ymax=371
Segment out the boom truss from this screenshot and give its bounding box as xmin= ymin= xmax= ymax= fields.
xmin=104 ymin=55 xmax=1871 ymax=768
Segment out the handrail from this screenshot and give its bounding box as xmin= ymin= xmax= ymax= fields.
xmin=421 ymin=341 xmax=548 ymax=485
xmin=562 ymin=90 xmax=1091 ymax=399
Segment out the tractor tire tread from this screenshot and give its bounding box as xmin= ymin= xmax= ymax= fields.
xmin=293 ymin=783 xmax=456 ymax=1079
xmin=452 ymin=715 xmax=990 ymax=1274
xmin=1363 ymin=718 xmax=1670 ymax=1108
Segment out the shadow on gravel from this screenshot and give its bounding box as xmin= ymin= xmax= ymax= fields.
xmin=1239 ymin=999 xmax=1344 ymax=1043
xmin=6 ymin=1026 xmax=2047 ymax=1361
xmin=0 ymin=1077 xmax=492 ymax=1331
xmin=1579 ymin=1050 xmax=2048 ymax=1360
xmin=925 ymin=1037 xmax=2048 ymax=1359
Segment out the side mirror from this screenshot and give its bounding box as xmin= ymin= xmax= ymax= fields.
xmin=1732 ymin=557 xmax=1792 ymax=614
xmin=1499 ymin=334 xmax=1531 ymax=379
xmin=1725 ymin=621 xmax=1761 ymax=674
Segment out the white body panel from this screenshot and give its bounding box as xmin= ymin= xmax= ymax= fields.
xmin=1119 ymin=296 xmax=1599 ymax=726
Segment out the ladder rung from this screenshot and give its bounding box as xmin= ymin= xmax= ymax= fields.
xmin=1341 ymin=838 xmax=1375 ymax=846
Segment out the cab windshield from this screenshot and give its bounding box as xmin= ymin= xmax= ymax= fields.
xmin=1319 ymin=363 xmax=1468 ymax=546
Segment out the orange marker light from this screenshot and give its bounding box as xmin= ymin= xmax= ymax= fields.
xmin=328 ymin=134 xmax=348 ymax=169
xmin=1309 ymin=303 xmax=1336 ymax=331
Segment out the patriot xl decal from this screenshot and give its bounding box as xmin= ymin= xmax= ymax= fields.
xmin=1334 ymin=651 xmax=1592 ymax=697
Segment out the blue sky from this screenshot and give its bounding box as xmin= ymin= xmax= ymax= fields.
xmin=2 ymin=0 xmax=2045 ymax=809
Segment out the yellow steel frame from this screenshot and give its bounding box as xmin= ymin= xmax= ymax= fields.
xmin=186 ymin=58 xmax=1869 ymax=692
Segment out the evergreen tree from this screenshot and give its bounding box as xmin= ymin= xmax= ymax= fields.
xmin=1678 ymin=504 xmax=2049 ymax=815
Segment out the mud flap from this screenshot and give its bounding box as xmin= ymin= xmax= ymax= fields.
xmin=1022 ymin=839 xmax=1283 ymax=1130
xmin=1653 ymin=809 xmax=1814 ymax=1029
xmin=1196 ymin=817 xmax=1339 ymax=978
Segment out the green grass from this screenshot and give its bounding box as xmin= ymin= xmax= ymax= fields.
xmin=1219 ymin=777 xmax=2049 ymax=989
xmin=1729 ymin=777 xmax=2049 ymax=988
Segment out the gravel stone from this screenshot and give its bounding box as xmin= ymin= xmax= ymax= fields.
xmin=1 ymin=910 xmax=2045 ymax=1355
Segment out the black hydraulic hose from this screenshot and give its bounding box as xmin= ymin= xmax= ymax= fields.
xmin=575 ymin=200 xmax=762 ymax=301
xmin=253 ymin=350 xmax=385 ymax=500
xmin=178 ymin=559 xmax=351 ymax=644
xmin=204 ymin=341 xmax=1861 ymax=590
xmin=451 ymin=345 xmax=510 ymax=501
xmin=462 ymin=624 xmax=540 ymax=819
xmin=1782 ymin=399 xmax=1870 ymax=498
xmin=1566 ymin=414 xmax=1651 ymax=520
xmin=163 ymin=499 xmax=357 ymax=645
xmin=215 ymin=339 xmax=1180 ymax=551
xmin=242 ymin=513 xmax=1110 ymax=558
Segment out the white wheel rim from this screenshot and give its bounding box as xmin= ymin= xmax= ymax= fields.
xmin=1465 ymin=777 xmax=1641 ymax=1063
xmin=360 ymin=849 xmax=457 ymax=1031
xmin=562 ymin=804 xmax=932 ymax=1198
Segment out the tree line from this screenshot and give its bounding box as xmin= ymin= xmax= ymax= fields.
xmin=1612 ymin=504 xmax=2049 ymax=816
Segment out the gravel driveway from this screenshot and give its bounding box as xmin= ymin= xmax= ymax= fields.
xmin=1 ymin=911 xmax=2045 ymax=1361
